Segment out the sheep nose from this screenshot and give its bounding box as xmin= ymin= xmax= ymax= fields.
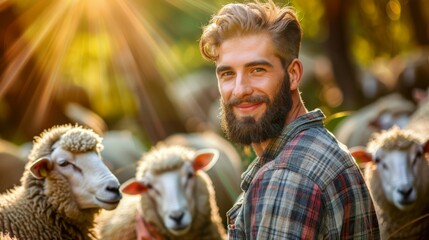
xmin=169 ymin=211 xmax=184 ymax=224
xmin=398 ymin=187 xmax=412 ymax=198
xmin=106 ymin=184 xmax=120 ymax=194
xmin=106 ymin=182 xmax=122 ymax=199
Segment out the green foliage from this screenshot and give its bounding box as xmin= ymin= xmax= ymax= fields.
xmin=324 ymin=111 xmax=354 ymax=133
xmin=6 ymin=0 xmax=429 ymax=144
xmin=291 ymin=0 xmax=326 ymax=40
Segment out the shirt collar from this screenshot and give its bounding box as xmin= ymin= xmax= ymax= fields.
xmin=240 ymin=109 xmax=326 ymax=191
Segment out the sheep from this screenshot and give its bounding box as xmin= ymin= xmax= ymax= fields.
xmin=0 ymin=152 xmax=25 ymax=194
xmin=351 ymin=99 xmax=429 ymax=239
xmin=0 ymin=232 xmax=17 ymax=240
xmin=405 ymin=88 xmax=429 ymax=134
xmin=333 ymin=93 xmax=415 ymax=148
xmin=0 ymin=124 xmax=122 ymax=240
xmin=96 ymin=145 xmax=227 ymax=240
xmin=99 ymin=130 xmax=146 ymax=184
xmin=162 ymin=131 xmax=242 ymax=228
xmin=19 ymin=130 xmax=146 ymax=185
xmin=62 ymin=101 xmax=147 ymax=183
xmin=0 ymin=138 xmax=27 ymax=193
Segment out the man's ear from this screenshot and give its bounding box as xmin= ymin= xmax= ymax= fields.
xmin=30 ymin=157 xmax=53 ymax=179
xmin=287 ymin=58 xmax=303 ymax=91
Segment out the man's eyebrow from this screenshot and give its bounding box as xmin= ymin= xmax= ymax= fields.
xmin=216 ymin=60 xmax=273 ymax=74
xmin=245 ymin=60 xmax=273 ymax=68
xmin=216 ymin=65 xmax=232 ymax=74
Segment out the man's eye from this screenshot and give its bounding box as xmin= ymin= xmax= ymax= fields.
xmin=252 ymin=68 xmax=265 ymax=73
xmin=221 ymin=71 xmax=234 ymax=77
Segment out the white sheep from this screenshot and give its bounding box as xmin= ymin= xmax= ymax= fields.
xmin=162 ymin=131 xmax=242 ymax=228
xmin=405 ymin=87 xmax=429 ymax=134
xmin=0 ymin=139 xmax=26 ymax=193
xmin=96 ymin=145 xmax=227 ymax=240
xmin=0 ymin=152 xmax=25 ymax=194
xmin=334 ymin=93 xmax=415 ymax=148
xmin=351 ymin=99 xmax=429 ymax=238
xmin=99 ymin=130 xmax=146 ymax=184
xmin=0 ymin=124 xmax=122 ymax=240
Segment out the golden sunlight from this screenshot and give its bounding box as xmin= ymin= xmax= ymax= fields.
xmin=0 ymin=0 xmax=189 ymax=130
xmin=0 ymin=0 xmax=221 ymax=142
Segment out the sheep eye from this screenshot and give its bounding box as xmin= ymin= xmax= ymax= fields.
xmin=381 ymin=162 xmax=388 ymax=170
xmin=416 ymin=150 xmax=422 ymax=159
xmin=145 ymin=183 xmax=161 ymax=195
xmin=374 ymin=157 xmax=381 ymax=164
xmin=187 ymin=172 xmax=194 ymax=179
xmin=413 ymin=151 xmax=422 ymax=165
xmin=58 ymin=161 xmax=70 ymax=167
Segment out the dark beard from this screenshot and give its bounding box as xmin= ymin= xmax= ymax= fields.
xmin=220 ymin=75 xmax=293 ymax=145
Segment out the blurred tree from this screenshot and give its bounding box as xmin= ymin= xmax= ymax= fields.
xmin=292 ymin=0 xmax=428 ymax=110
xmin=0 ymin=3 xmax=91 ymax=142
xmin=1 ymin=0 xmax=428 ymax=145
xmin=0 ymin=0 xmax=188 ymax=144
xmin=324 ymin=0 xmax=364 ymax=109
xmin=408 ymin=0 xmax=429 ymax=45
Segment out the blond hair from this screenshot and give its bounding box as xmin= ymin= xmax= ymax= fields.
xmin=199 ymin=0 xmax=302 ymax=67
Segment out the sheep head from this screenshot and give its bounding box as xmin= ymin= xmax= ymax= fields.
xmin=352 ymin=127 xmax=429 ymax=211
xmin=121 ymin=146 xmax=219 ymax=236
xmin=28 ymin=125 xmax=122 ymax=211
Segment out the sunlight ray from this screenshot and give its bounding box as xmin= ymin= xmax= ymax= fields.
xmin=1 ymin=0 xmax=208 ymax=140
xmin=103 ymin=0 xmax=167 ymax=136
xmin=0 ymin=0 xmax=69 ymax=97
xmin=166 ymin=0 xmax=217 ymax=15
xmin=115 ymin=0 xmax=182 ymax=81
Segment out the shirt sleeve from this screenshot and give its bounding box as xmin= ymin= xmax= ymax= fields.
xmin=323 ymin=168 xmax=380 ymax=239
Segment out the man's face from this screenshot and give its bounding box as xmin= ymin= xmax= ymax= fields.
xmin=216 ymin=33 xmax=292 ymax=145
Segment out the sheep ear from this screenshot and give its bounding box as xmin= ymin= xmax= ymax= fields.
xmin=193 ymin=148 xmax=219 ymax=172
xmin=350 ymin=146 xmax=373 ymax=164
xmin=30 ymin=157 xmax=53 ymax=179
xmin=120 ymin=178 xmax=148 ymax=195
xmin=412 ymin=88 xmax=427 ymax=103
xmin=368 ymin=118 xmax=382 ymax=130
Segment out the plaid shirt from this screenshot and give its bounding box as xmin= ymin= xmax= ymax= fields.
xmin=227 ymin=109 xmax=380 ymax=239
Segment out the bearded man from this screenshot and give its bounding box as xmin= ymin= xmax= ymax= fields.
xmin=199 ymin=1 xmax=380 ymax=239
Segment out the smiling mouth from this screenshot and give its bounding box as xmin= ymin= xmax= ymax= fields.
xmin=234 ymin=102 xmax=263 ymax=114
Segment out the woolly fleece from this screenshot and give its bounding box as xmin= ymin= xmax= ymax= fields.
xmin=364 ymin=106 xmax=429 ymax=238
xmin=97 ymin=145 xmax=226 ymax=240
xmin=0 ymin=124 xmax=104 ymax=240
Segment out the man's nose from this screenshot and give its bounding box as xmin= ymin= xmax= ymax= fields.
xmin=233 ymin=74 xmax=252 ymax=99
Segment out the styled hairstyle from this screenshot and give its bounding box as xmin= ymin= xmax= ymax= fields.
xmin=199 ymin=0 xmax=302 ymax=67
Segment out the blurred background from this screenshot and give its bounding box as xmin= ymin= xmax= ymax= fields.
xmin=0 ymin=0 xmax=428 ymax=178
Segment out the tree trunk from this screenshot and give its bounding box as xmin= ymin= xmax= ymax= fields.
xmin=324 ymin=0 xmax=365 ymax=110
xmin=407 ymin=0 xmax=429 ymax=46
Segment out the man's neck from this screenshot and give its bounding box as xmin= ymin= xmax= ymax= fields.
xmin=251 ymin=100 xmax=308 ymax=157
xmin=251 ymin=141 xmax=269 ymax=157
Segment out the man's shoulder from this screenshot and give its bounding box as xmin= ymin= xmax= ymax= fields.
xmin=273 ymin=126 xmax=359 ymax=190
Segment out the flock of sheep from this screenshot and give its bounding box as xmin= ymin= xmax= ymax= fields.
xmin=0 ymin=125 xmax=239 ymax=240
xmin=348 ymin=89 xmax=429 ymax=239
xmin=0 ymin=88 xmax=428 ymax=239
